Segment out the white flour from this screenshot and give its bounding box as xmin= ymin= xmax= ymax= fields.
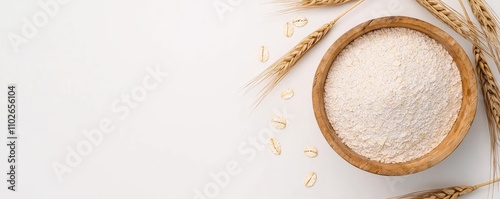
xmin=324 ymin=28 xmax=463 ymax=164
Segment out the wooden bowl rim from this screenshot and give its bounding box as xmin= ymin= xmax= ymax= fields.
xmin=312 ymin=16 xmax=478 ymax=176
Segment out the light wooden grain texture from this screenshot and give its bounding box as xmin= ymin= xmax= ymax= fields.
xmin=312 ymin=16 xmax=478 ymax=176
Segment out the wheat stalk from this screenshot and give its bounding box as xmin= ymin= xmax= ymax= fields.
xmin=246 ymin=0 xmax=364 ymax=107
xmin=390 ymin=178 xmax=500 ymax=199
xmin=475 ymin=43 xmax=500 ymax=182
xmin=272 ymin=0 xmax=353 ymax=13
xmin=460 ymin=0 xmax=500 ymax=187
xmin=468 ymin=0 xmax=500 ymax=75
xmin=415 ymin=0 xmax=491 ymax=56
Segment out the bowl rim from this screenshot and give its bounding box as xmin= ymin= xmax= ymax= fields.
xmin=312 ymin=16 xmax=478 ymax=176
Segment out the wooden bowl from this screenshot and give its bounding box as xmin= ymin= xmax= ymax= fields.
xmin=312 ymin=16 xmax=478 ymax=176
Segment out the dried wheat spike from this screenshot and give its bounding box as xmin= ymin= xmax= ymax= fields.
xmin=474 ymin=44 xmax=500 ymax=178
xmin=272 ymin=0 xmax=354 ymax=14
xmin=390 ymin=186 xmax=475 ymax=199
xmin=246 ymin=0 xmax=364 ymax=107
xmin=390 ymin=178 xmax=500 ymax=199
xmin=468 ymin=0 xmax=500 ymax=74
xmin=415 ymin=0 xmax=490 ymax=56
xmin=246 ymin=21 xmax=335 ymax=106
xmin=461 ymin=0 xmax=500 ymax=182
xmin=289 ymin=0 xmax=352 ymax=7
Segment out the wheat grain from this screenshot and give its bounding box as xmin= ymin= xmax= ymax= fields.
xmin=280 ymin=88 xmax=295 ymax=100
xmin=292 ymin=16 xmax=309 ymax=27
xmin=284 ymin=22 xmax=294 ymax=37
xmin=271 ymin=116 xmax=287 ymax=129
xmin=304 ymin=172 xmax=317 ymax=188
xmin=269 ymin=137 xmax=282 ymax=155
xmin=390 ymin=178 xmax=500 ymax=199
xmin=246 ymin=0 xmax=364 ymax=107
xmin=304 ymin=146 xmax=318 ymax=158
xmin=258 ymin=45 xmax=270 ymax=63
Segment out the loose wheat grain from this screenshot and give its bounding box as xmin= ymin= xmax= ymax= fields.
xmin=284 ymin=22 xmax=294 ymax=37
xmin=259 ymin=45 xmax=270 ymax=63
xmin=281 ymin=89 xmax=295 ymax=100
xmin=271 ymin=116 xmax=287 ymax=130
xmin=292 ymin=16 xmax=308 ymax=27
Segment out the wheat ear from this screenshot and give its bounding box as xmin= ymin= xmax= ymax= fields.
xmin=475 ymin=43 xmax=500 ymax=181
xmin=272 ymin=0 xmax=353 ymax=13
xmin=468 ymin=0 xmax=500 ymax=74
xmin=246 ymin=0 xmax=364 ymax=107
xmin=415 ymin=0 xmax=491 ymax=56
xmin=389 ymin=178 xmax=500 ymax=199
xmin=461 ymin=0 xmax=500 ymax=186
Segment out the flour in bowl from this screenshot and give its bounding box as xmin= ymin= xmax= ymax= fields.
xmin=324 ymin=27 xmax=463 ymax=163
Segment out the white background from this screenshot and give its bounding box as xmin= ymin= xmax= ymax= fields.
xmin=0 ymin=0 xmax=499 ymax=198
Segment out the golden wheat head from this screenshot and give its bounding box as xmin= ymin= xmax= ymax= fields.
xmin=272 ymin=0 xmax=354 ymax=14
xmin=415 ymin=0 xmax=490 ymax=55
xmin=390 ymin=178 xmax=500 ymax=199
xmin=468 ymin=0 xmax=500 ymax=74
xmin=246 ymin=0 xmax=364 ymax=107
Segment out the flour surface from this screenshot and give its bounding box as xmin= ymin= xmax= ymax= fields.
xmin=324 ymin=27 xmax=463 ymax=163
